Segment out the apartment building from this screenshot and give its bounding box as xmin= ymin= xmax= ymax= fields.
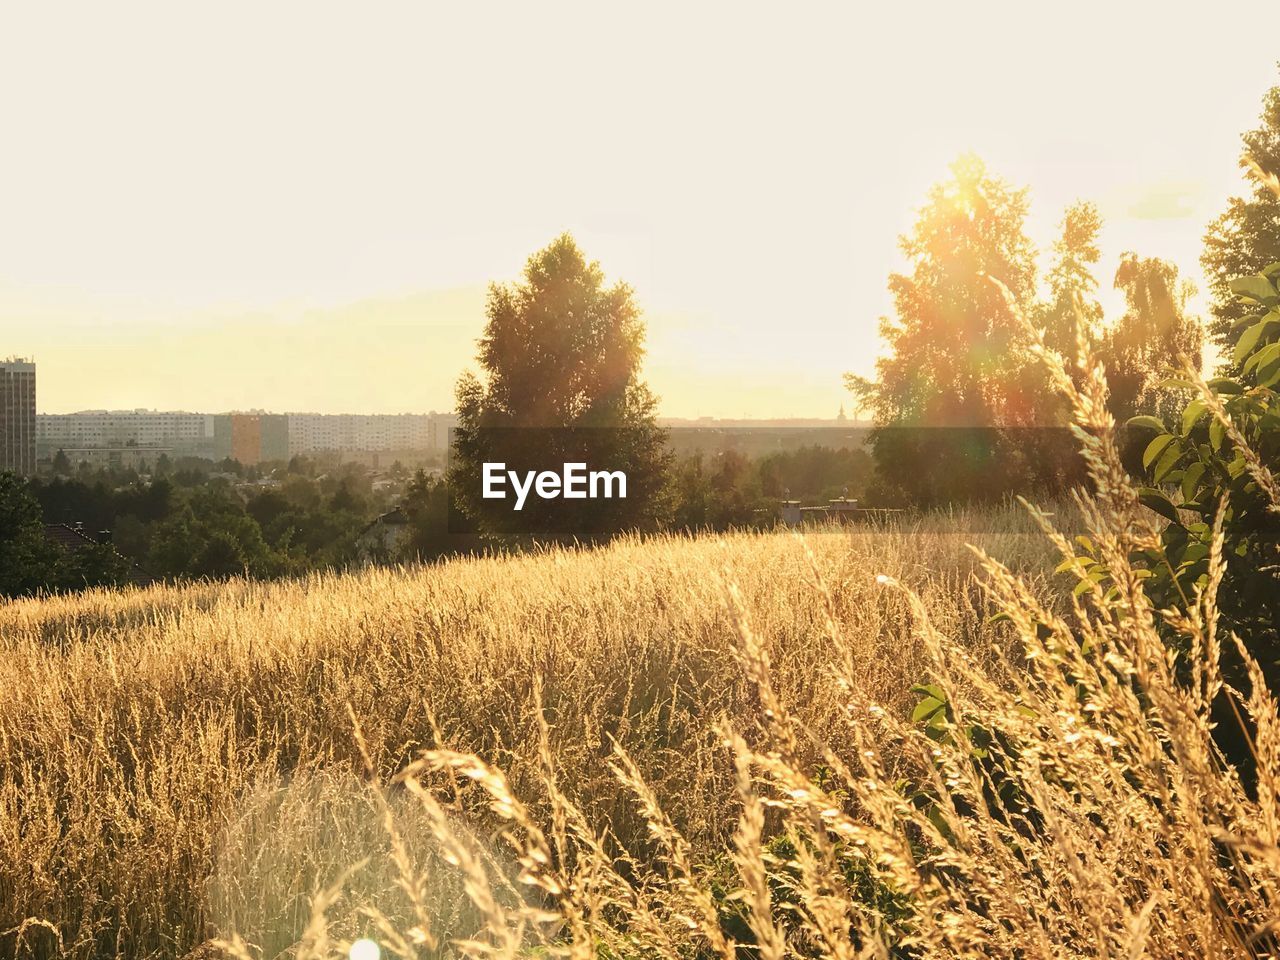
xmin=46 ymin=445 xmax=172 ymax=471
xmin=286 ymin=413 xmax=433 ymax=455
xmin=429 ymin=412 xmax=459 ymax=452
xmin=37 ymin=410 xmax=215 ymax=458
xmin=35 ymin=404 xmax=453 ymax=468
xmin=0 ymin=358 xmax=36 ymax=475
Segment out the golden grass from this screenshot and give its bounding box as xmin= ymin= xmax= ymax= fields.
xmin=364 ymin=320 xmax=1278 ymax=959
xmin=8 ymin=315 xmax=1280 ymax=957
xmin=1 ymin=509 xmax=1059 ymax=959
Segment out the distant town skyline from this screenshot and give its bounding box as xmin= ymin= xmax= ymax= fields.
xmin=1 ymin=2 xmax=1277 ymax=418
xmin=28 ymin=401 xmax=866 ymax=475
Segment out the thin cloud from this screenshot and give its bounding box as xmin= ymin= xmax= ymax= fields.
xmin=1123 ymin=180 xmax=1205 ymax=220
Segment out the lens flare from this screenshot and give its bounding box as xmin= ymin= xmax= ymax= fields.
xmin=349 ymin=939 xmax=380 ymax=960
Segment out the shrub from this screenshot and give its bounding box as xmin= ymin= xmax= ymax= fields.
xmin=1120 ymin=263 xmax=1280 ymax=690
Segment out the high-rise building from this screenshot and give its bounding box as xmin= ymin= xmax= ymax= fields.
xmin=0 ymin=358 xmax=36 ymax=475
xmin=260 ymin=414 xmax=289 ymax=461
xmin=429 ymin=412 xmax=459 ymax=452
xmin=229 ymin=414 xmax=263 ymax=466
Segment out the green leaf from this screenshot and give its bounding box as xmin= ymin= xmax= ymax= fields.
xmin=1177 ymin=558 xmax=1210 ymax=583
xmin=1258 ymin=344 xmax=1280 ymax=384
xmin=911 ymin=696 xmax=946 ymax=724
xmin=911 ymin=682 xmax=945 ymax=702
xmin=1138 ymin=488 xmax=1181 ymax=524
xmin=1153 ymin=443 xmax=1183 ymax=483
xmin=1181 ymin=542 xmax=1210 ymax=564
xmin=1142 ymin=434 xmax=1176 ymax=469
xmin=1210 ymin=416 xmax=1226 ymax=452
xmin=1181 ymin=399 xmax=1207 ymax=436
xmin=1230 ymin=274 xmax=1279 ymax=304
xmin=1244 ymin=341 xmax=1280 ymax=376
xmin=1159 ymin=377 xmax=1196 ymax=391
xmin=1207 ymin=377 xmax=1244 ymax=395
xmin=1230 ymin=313 xmax=1262 ymax=335
xmin=1182 ymin=462 xmax=1206 ymax=501
xmin=1126 ymin=415 xmax=1166 ymax=433
xmin=1235 ymin=320 xmax=1269 ymax=366
xmin=1263 ymin=261 xmax=1280 ymax=280
xmin=1071 ymin=568 xmax=1106 ymax=598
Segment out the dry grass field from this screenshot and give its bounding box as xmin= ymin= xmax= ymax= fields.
xmin=1 ymin=508 xmax=1060 ymax=960
xmin=3 ymin=474 xmax=1279 ymax=959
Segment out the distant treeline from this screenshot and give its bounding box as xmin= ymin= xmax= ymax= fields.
xmin=0 ymin=440 xmax=873 ymax=599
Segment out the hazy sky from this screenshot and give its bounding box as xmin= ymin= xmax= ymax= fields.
xmin=1 ymin=2 xmax=1277 ymax=417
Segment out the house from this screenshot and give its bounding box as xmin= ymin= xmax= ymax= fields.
xmin=355 ymin=506 xmax=412 ymax=559
xmin=43 ymin=521 xmax=108 ymax=553
xmin=42 ymin=522 xmax=150 ymax=584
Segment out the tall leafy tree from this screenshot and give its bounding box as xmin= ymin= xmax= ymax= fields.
xmin=450 ymin=233 xmax=672 ymax=537
xmin=1102 ymin=253 xmax=1204 ymax=424
xmin=1038 ymin=201 xmax=1104 ymax=368
xmin=848 ymin=156 xmax=1056 ymax=505
xmin=0 ymin=473 xmax=58 ymax=597
xmin=397 ymin=468 xmax=481 ymax=562
xmin=1202 ymin=76 xmax=1280 ymax=355
xmin=0 ymin=472 xmax=132 ymax=597
xmin=148 ymin=485 xmax=281 ymax=579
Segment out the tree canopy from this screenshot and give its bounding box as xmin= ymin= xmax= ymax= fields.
xmin=1039 ymin=201 xmax=1104 ymax=369
xmin=1202 ymin=74 xmax=1280 ymax=355
xmin=853 ymin=155 xmax=1046 ymax=429
xmin=0 ymin=472 xmax=132 ymax=598
xmin=848 ymin=156 xmax=1064 ymax=505
xmin=1102 ymin=253 xmax=1204 ymax=424
xmin=449 ymin=233 xmax=672 ymax=537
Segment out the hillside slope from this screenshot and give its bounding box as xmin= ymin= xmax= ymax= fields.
xmin=0 ymin=509 xmax=1056 ymax=959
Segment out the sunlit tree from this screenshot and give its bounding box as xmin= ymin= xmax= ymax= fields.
xmin=848 ymin=156 xmax=1058 ymax=505
xmin=1102 ymin=253 xmax=1204 ymax=423
xmin=1202 ymin=76 xmax=1280 ymax=356
xmin=450 ymin=234 xmax=672 ymax=536
xmin=1038 ymin=201 xmax=1104 ymax=369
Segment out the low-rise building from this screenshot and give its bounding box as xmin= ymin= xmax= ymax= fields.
xmin=355 ymin=506 xmax=412 ymax=559
xmin=53 ymin=445 xmax=173 ymax=471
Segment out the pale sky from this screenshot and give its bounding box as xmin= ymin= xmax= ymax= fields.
xmin=1 ymin=2 xmax=1276 ymax=417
